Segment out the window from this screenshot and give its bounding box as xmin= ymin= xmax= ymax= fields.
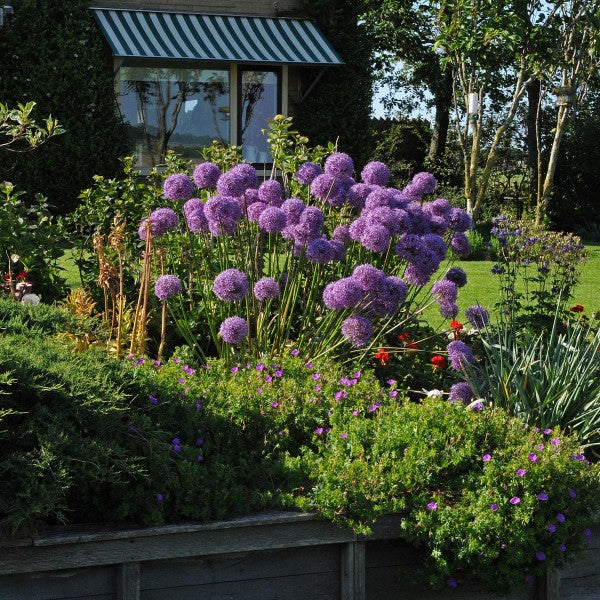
xmin=119 ymin=65 xmax=230 ymax=168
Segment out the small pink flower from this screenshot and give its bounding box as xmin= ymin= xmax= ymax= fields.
xmin=510 ymin=496 xmax=521 ymax=505
xmin=482 ymin=454 xmax=492 ymax=462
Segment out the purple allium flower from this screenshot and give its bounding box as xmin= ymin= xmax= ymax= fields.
xmin=258 ymin=179 xmax=284 ymax=206
xmin=258 ymin=206 xmax=287 ymax=233
xmin=448 ymin=207 xmax=472 ymax=232
xmin=348 ymin=217 xmax=368 ymax=241
xmin=547 ymin=523 xmax=557 ymax=533
xmin=402 ymin=182 xmax=424 ymax=202
xmin=183 ymin=198 xmax=209 ymax=233
xmin=426 ymin=501 xmax=438 ymax=511
xmin=510 ymin=496 xmax=521 ymax=505
xmin=361 ymin=160 xmax=390 ymax=186
xmin=243 ymin=187 xmax=260 ymax=206
xmin=451 ymin=233 xmax=471 ymax=257
xmin=569 ymin=489 xmax=577 ymax=498
xmin=324 ymin=151 xmax=354 ymax=177
xmin=207 ymin=217 xmax=238 ymax=237
xmin=432 ymin=279 xmax=458 ymax=304
xmin=364 ymin=187 xmax=396 ymax=210
xmin=230 ymin=163 xmax=257 ymax=189
xmin=254 ymin=277 xmax=280 ymax=302
xmin=294 ymin=206 xmax=324 ymax=244
xmin=422 ymin=233 xmax=448 ymax=261
xmin=281 ymin=198 xmax=305 ymax=225
xmin=396 ymin=234 xmax=424 ymax=262
xmin=490 ymin=503 xmax=499 ymax=511
xmin=295 ymin=161 xmax=323 ymax=185
xmin=465 ymin=305 xmax=490 ymax=329
xmin=405 ymin=202 xmax=431 ymax=234
xmin=411 ymin=171 xmax=437 ymax=195
xmin=447 ymin=340 xmax=474 ymax=370
xmin=448 ymin=382 xmax=474 ymax=403
xmin=156 ymin=493 xmax=164 ymax=501
xmin=536 ymin=551 xmax=546 ymax=561
xmin=216 ymin=170 xmax=247 ymax=198
xmin=517 ymin=468 xmax=527 ymax=477
xmin=341 ymin=314 xmax=373 ymax=347
xmin=149 ymin=207 xmax=179 ymax=237
xmin=204 ymin=195 xmax=243 ymax=222
xmin=332 ymin=225 xmax=351 ymax=243
xmin=163 ymin=173 xmax=194 ymax=201
xmin=482 ymin=453 xmax=492 ymax=462
xmin=537 ymin=492 xmax=549 ymax=501
xmin=439 ymin=301 xmax=459 ymax=319
xmin=347 ymin=183 xmax=373 ymax=208
xmin=154 ymin=274 xmax=182 ymax=301
xmin=352 ymin=264 xmax=386 ymax=291
xmin=365 ymin=206 xmax=400 ymax=236
xmin=329 ymin=239 xmax=347 ymax=262
xmin=219 ymin=316 xmax=248 ymax=344
xmin=307 ymin=238 xmax=334 ymax=264
xmin=424 ymin=197 xmax=451 ymax=217
xmin=193 ymin=162 xmax=221 ymax=189
xmin=360 ymin=224 xmax=391 ymax=253
xmin=212 ymin=269 xmax=250 ymax=302
xmin=323 ymin=278 xmax=364 ymax=310
xmin=247 ymin=201 xmax=269 ymax=222
xmin=310 ymin=173 xmax=345 ymax=204
xmin=404 ymin=249 xmax=440 ymax=286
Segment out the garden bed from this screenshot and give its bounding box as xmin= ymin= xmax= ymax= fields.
xmin=0 ymin=512 xmax=597 ymax=599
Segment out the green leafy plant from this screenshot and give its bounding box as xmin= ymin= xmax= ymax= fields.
xmin=0 ymin=101 xmax=63 ymax=152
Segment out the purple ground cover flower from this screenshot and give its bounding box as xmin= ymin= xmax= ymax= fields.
xmin=510 ymin=496 xmax=521 ymax=505
xmin=341 ymin=314 xmax=373 ymax=347
xmin=448 ymin=382 xmax=474 ymax=403
xmin=323 ymin=278 xmax=364 ymax=310
xmin=557 ymin=513 xmax=566 ymax=523
xmin=517 ymin=468 xmax=527 ymax=477
xmin=258 ymin=206 xmax=287 ymax=233
xmin=427 ymin=501 xmax=438 ymax=511
xmin=548 ymin=523 xmax=557 ymax=533
xmin=212 ymin=269 xmax=250 ymax=302
xmin=490 ymin=503 xmax=499 ymax=511
xmin=154 ymin=275 xmax=182 ymax=301
xmin=361 ymin=160 xmax=390 ymax=185
xmin=324 ymin=151 xmax=354 ymax=177
xmin=307 ymin=238 xmax=334 ymax=263
xmin=219 ymin=316 xmax=248 ymax=344
xmin=447 ymin=340 xmax=474 ymax=370
xmin=193 ymin=162 xmax=221 ymax=189
xmin=537 ymin=492 xmax=549 ymax=501
xmin=482 ymin=454 xmax=492 ymax=462
xmin=216 ymin=170 xmax=247 ymax=198
xmin=163 ymin=173 xmax=194 ymax=201
xmin=254 ymin=277 xmax=280 ymax=302
xmin=295 ymin=161 xmax=323 ymax=185
xmin=536 ymin=551 xmax=546 ymax=561
xmin=259 ymin=179 xmax=284 ymax=206
xmin=465 ymin=305 xmax=490 ymax=328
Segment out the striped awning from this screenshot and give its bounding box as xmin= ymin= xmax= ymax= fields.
xmin=91 ymin=8 xmax=344 ymax=66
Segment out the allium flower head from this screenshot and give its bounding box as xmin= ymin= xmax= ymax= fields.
xmin=155 ymin=274 xmax=182 ymax=301
xmin=216 ymin=170 xmax=247 ymax=198
xmin=341 ymin=314 xmax=373 ymax=347
xmin=347 ymin=183 xmax=373 ymax=208
xmin=306 ymin=238 xmax=334 ymax=264
xmin=258 ymin=206 xmax=287 ymax=233
xmin=396 ymin=234 xmax=424 ymax=262
xmin=465 ymin=305 xmax=490 ymax=329
xmin=193 ymin=162 xmax=220 ymax=189
xmin=219 ymin=316 xmax=248 ymax=344
xmin=294 ymin=207 xmax=324 ymax=244
xmin=230 ymin=163 xmax=257 ymax=189
xmin=149 ymin=207 xmax=179 ymax=237
xmin=404 ymin=249 xmax=439 ymax=286
xmin=422 ymin=233 xmax=447 ymax=261
xmin=360 ymin=224 xmax=391 ymax=253
xmin=445 ymin=267 xmax=467 ymax=288
xmin=295 ymin=161 xmax=323 ymax=185
xmin=432 ymin=279 xmax=458 ymax=304
xmin=352 ymin=264 xmax=386 ymax=291
xmin=405 ymin=203 xmax=431 ymax=234
xmin=451 ymin=233 xmax=471 ymax=257
xmin=448 ymin=382 xmax=474 ymax=403
xmin=424 ymin=198 xmax=451 ymax=217
xmin=183 ymin=198 xmax=209 ymax=233
xmin=329 ymin=239 xmax=347 ymax=262
xmin=323 ymin=277 xmax=364 ymax=310
xmin=247 ymin=201 xmax=269 ymax=222
xmin=448 ymin=207 xmax=472 ymax=232
xmin=163 ymin=173 xmax=194 ymax=201
xmin=281 ymin=198 xmax=305 ymax=225
xmin=365 ymin=206 xmax=400 ymax=236
xmin=324 ymin=151 xmax=354 ymax=177
xmin=348 ymin=217 xmax=368 ymax=241
xmin=364 ymin=188 xmax=397 ymax=210
xmin=204 ymin=195 xmax=243 ymax=222
xmin=258 ymin=179 xmax=284 ymax=206
xmin=411 ymin=171 xmax=437 ymax=195
xmin=361 ymin=161 xmax=390 ymax=186
xmin=310 ymin=173 xmax=345 ymax=204
xmin=253 ymin=277 xmax=280 ymax=302
xmin=447 ymin=340 xmax=474 ymax=370
xmin=212 ymin=269 xmax=250 ymax=302
xmin=333 ymin=225 xmax=351 ymax=243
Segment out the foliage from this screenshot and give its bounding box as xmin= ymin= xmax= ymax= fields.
xmin=463 ymin=310 xmax=600 ymax=449
xmin=489 ymin=215 xmax=586 ymax=321
xmin=0 ymin=101 xmax=63 ymax=152
xmin=297 ymin=395 xmax=600 ymax=591
xmin=0 ymin=0 xmax=130 ymax=214
xmin=0 ymin=181 xmax=67 ymax=300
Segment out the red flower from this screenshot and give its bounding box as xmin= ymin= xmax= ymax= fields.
xmin=431 ymin=355 xmax=446 ymax=369
xmin=405 ymin=341 xmax=419 ymax=350
xmin=374 ymin=348 xmax=390 ymax=365
xmin=16 ymin=270 xmax=29 ymax=280
xmin=569 ymin=304 xmax=584 ymax=313
xmin=1 ymin=273 xmax=10 ymax=281
xmin=399 ymin=332 xmax=411 ymax=341
xmin=450 ymin=320 xmax=463 ymax=332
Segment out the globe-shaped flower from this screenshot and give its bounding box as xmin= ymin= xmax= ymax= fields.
xmin=163 ymin=174 xmax=194 ymax=201
xmin=149 ymin=207 xmax=179 ymax=237
xmin=411 ymin=171 xmax=437 ymax=195
xmin=432 ymin=280 xmax=458 ymax=304
xmin=295 ymin=161 xmax=323 ymax=185
xmin=447 ymin=340 xmax=474 ymax=370
xmin=365 ymin=207 xmax=400 ymax=236
xmin=247 ymin=202 xmax=269 ymax=222
xmin=360 ymin=225 xmax=391 ymax=253
xmin=404 ymin=249 xmax=439 ymax=286
xmin=347 ymin=183 xmax=373 ymax=208
xmin=212 ymin=269 xmax=250 ymax=302
xmin=341 ymin=314 xmax=373 ymax=347
xmin=253 ymin=277 xmax=280 ymax=302
xmin=396 ymin=234 xmax=424 ymax=262
xmin=424 ymin=198 xmax=451 ymax=218
xmin=258 ymin=206 xmax=287 ymax=233
xmin=281 ymin=198 xmax=305 ymax=225
xmin=444 ymin=266 xmax=468 ymax=288
xmin=449 ymin=382 xmax=474 ymax=403
xmin=310 ymin=173 xmax=345 ymax=203
xmin=230 ymin=163 xmax=257 ymax=189
xmin=258 ymin=179 xmax=284 ymax=206
xmin=324 ymin=152 xmax=354 ymax=177
xmin=155 ymin=274 xmax=182 ymax=301
xmin=329 ymin=239 xmax=347 ymax=262
xmin=448 ymin=207 xmax=472 ymax=232
xmin=352 ymin=264 xmax=386 ymax=292
xmin=219 ymin=316 xmax=248 ymax=344
xmin=306 ymin=238 xmax=334 ymax=264
xmin=323 ymin=278 xmax=364 ymax=310
xmin=465 ymin=305 xmax=490 ymax=329
xmin=422 ymin=233 xmax=447 ymax=261
xmin=193 ymin=162 xmax=220 ymax=189
xmin=361 ymin=161 xmax=390 ymax=186
xmin=183 ymin=198 xmax=209 ymax=233
xmin=364 ymin=188 xmax=396 ymax=210
xmin=451 ymin=233 xmax=471 ymax=257
xmin=216 ymin=170 xmax=247 ymax=198
xmin=439 ymin=301 xmax=459 ymax=319
xmin=333 ymin=225 xmax=351 ymax=243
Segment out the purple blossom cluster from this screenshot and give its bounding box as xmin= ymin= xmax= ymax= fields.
xmin=154 ymin=274 xmax=182 ymax=301
xmin=183 ymin=198 xmax=209 ymax=233
xmin=204 ymin=195 xmax=243 ymax=236
xmin=139 ymin=207 xmax=179 ymax=239
xmin=212 ymin=269 xmax=250 ymax=302
xmin=219 ymin=316 xmax=248 ymax=344
xmin=193 ymin=162 xmax=221 ymax=189
xmin=447 ymin=340 xmax=475 ymax=370
xmin=465 ymin=305 xmax=490 ymax=329
xmin=163 ymin=174 xmax=194 ymax=201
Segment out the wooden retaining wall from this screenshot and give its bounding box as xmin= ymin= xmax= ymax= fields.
xmin=0 ymin=512 xmax=597 ymax=599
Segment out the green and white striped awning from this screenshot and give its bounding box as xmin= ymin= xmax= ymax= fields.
xmin=91 ymin=8 xmax=344 ymax=66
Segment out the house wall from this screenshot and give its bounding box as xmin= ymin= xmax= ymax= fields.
xmin=88 ymin=0 xmax=303 ymax=18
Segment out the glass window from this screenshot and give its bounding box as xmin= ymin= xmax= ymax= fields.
xmin=119 ymin=66 xmax=230 ymax=168
xmin=239 ymin=70 xmax=280 ymax=164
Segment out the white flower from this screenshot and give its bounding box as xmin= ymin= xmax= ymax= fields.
xmin=426 ymin=389 xmax=444 ymax=398
xmin=21 ymin=293 xmax=40 ymax=305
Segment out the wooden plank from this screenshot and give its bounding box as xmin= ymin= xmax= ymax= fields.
xmin=0 ymin=566 xmax=115 ymax=600
xmin=341 ymin=541 xmax=365 ymax=600
xmin=117 ymin=562 xmax=140 ymax=600
xmin=560 ymin=577 xmax=600 ymax=600
xmin=365 ymin=538 xmax=423 ymax=569
xmin=559 ymin=547 xmax=600 ymax=579
xmin=141 ymin=545 xmax=339 ymax=588
xmin=140 ymin=570 xmax=340 ymax=600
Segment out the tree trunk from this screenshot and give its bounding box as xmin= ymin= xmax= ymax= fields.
xmin=428 ymin=66 xmax=452 ymax=164
xmin=526 ymin=79 xmax=540 ymax=217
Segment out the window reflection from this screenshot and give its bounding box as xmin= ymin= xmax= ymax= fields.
xmin=240 ymin=70 xmax=279 ymax=164
xmin=120 ymin=66 xmax=230 ymax=168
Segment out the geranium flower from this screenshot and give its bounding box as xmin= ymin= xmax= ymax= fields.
xmin=450 ymin=320 xmax=463 ymax=333
xmin=374 ymin=348 xmax=390 ymax=365
xmin=569 ymin=304 xmax=584 ymax=313
xmin=430 ymin=354 xmax=446 ymax=369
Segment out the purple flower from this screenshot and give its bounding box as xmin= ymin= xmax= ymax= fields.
xmin=307 ymin=238 xmax=334 ymax=264
xmin=294 ymin=206 xmax=324 ymax=244
xmin=490 ymin=503 xmax=499 ymax=511
xmin=148 ymin=207 xmax=179 ymax=237
xmin=525 ymin=575 xmax=535 ymax=585
xmin=360 ymin=224 xmax=391 ymax=253
xmin=204 ymin=195 xmax=243 ymax=222
xmin=254 ymin=277 xmax=280 ymax=302
xmin=183 ymin=198 xmax=209 ymax=233
xmin=230 ymin=163 xmax=257 ymax=189
xmin=536 ymin=551 xmax=546 ymax=561
xmin=154 ymin=274 xmax=182 ymax=301
xmin=258 ymin=179 xmax=284 ymax=206
xmin=347 ymin=183 xmax=373 ymax=208
xmin=422 ymin=233 xmax=448 ymax=261
xmin=247 ymin=201 xmax=269 ymax=222
xmin=395 ymin=234 xmax=424 ymax=262
xmin=548 ymin=523 xmax=557 ymax=533
xmin=439 ymin=301 xmax=459 ymax=319
xmin=569 ymin=489 xmax=576 ymax=498
xmin=216 ymin=170 xmax=247 ymax=197
xmin=315 ymin=427 xmax=324 ymax=435
xmin=445 ymin=267 xmax=467 ymax=288
xmin=559 ymin=544 xmax=566 ymax=552
xmin=193 ymin=162 xmax=221 ymax=188
xmin=426 ymin=501 xmax=438 ymax=511
xmin=323 ymin=278 xmax=365 ymax=310
xmin=163 ymin=173 xmax=194 ymax=201
xmin=424 ymin=197 xmax=451 ymax=217
xmin=365 ymin=206 xmax=400 ymax=236
xmin=324 ymin=152 xmax=354 ymax=177
xmin=156 ymin=493 xmax=164 ymax=501
xmin=432 ymin=280 xmax=458 ymax=304
xmin=295 ymin=161 xmax=323 ymax=185
xmin=529 ymin=453 xmax=538 ymax=462
xmin=258 ymin=206 xmax=287 ymax=233
xmin=291 ymin=348 xmax=300 ymax=356
xmin=310 ymin=173 xmax=345 ymax=204
xmin=281 ymin=198 xmax=305 ymax=225
xmin=448 ymin=382 xmax=474 ymax=404
xmin=404 ymin=249 xmax=440 ymax=286
xmin=411 ymin=171 xmax=437 ymax=195
xmin=510 ymin=496 xmax=521 ymax=505
xmin=551 ymin=438 xmax=560 ymax=446
xmin=329 ymin=239 xmax=347 ymax=262
xmin=341 ymin=314 xmax=373 ymax=347
xmin=538 ymin=492 xmax=549 ymax=501
xmin=341 ymin=432 xmax=348 ymax=439
xmin=557 ymin=513 xmax=565 ymax=523
xmin=352 ymin=264 xmax=386 ymax=292
xmin=447 ymin=578 xmax=458 ymax=589
xmin=465 ymin=305 xmax=490 ymax=329
xmin=447 ymin=207 xmax=472 ymax=232
xmin=213 ymin=269 xmax=250 ymax=302
xmin=149 ymin=394 xmax=158 ymax=405
xmin=218 ymin=316 xmax=248 ymax=344
xmin=332 ymin=225 xmax=351 ymax=243
xmin=361 ymin=161 xmax=390 ymax=185
xmin=482 ymin=454 xmax=492 ymax=462
xmin=516 ymin=468 xmax=527 ymax=477
xmin=447 ymin=340 xmax=474 ymax=370
xmin=451 ymin=233 xmax=471 ymax=257
xmin=543 ymin=428 xmax=553 ymax=434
